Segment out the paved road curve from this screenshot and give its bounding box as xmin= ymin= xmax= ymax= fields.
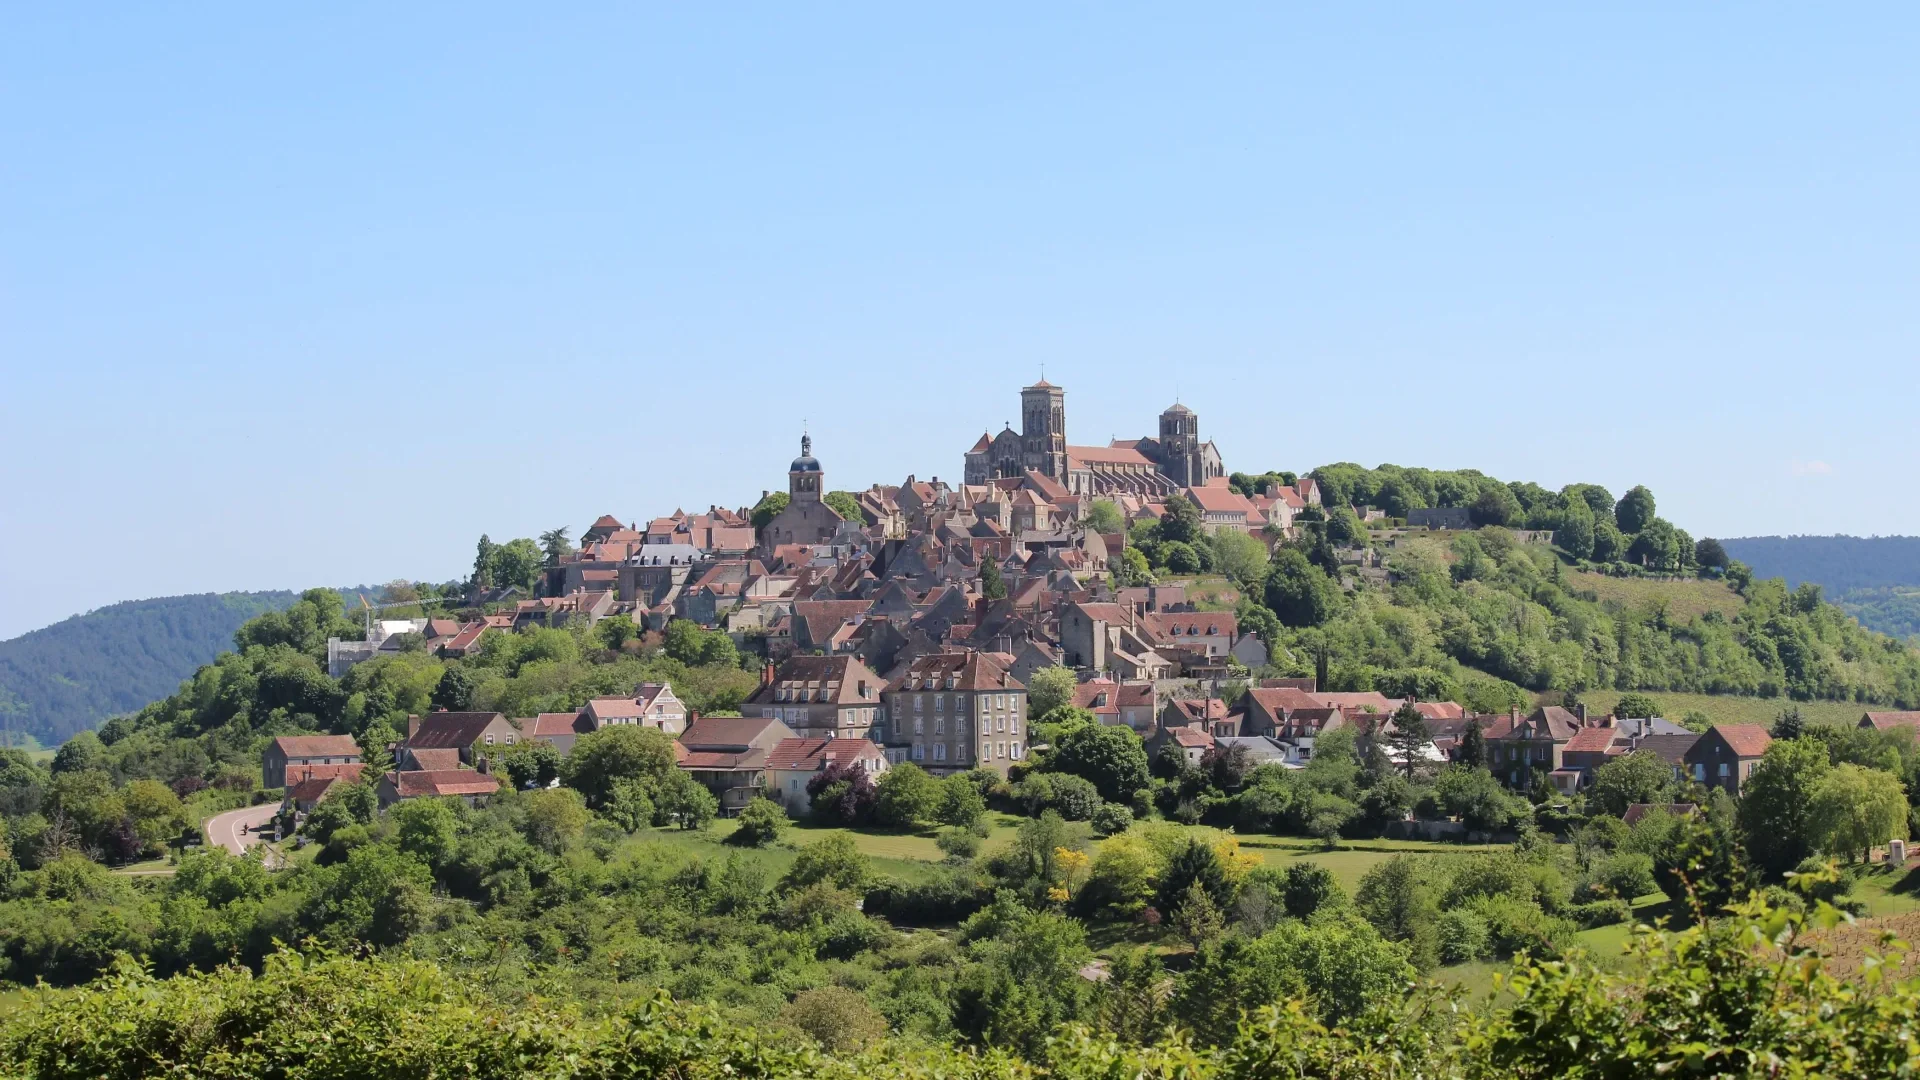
xmin=204 ymin=803 xmax=281 ymax=856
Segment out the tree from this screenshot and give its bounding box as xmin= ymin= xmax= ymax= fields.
xmin=470 ymin=534 xmax=498 ymax=590
xmin=806 ymin=761 xmax=878 ymax=825
xmin=1282 ymin=861 xmax=1344 ymax=920
xmin=1613 ymin=693 xmax=1661 ymax=720
xmin=1738 ymin=737 xmax=1834 ymax=879
xmin=1161 ymin=541 xmax=1202 ymax=574
xmin=1085 ymin=499 xmax=1125 ymax=534
xmin=1046 ymin=724 xmax=1150 ymax=805
xmin=1172 ymin=879 xmax=1225 ymax=948
xmin=653 ymin=770 xmax=717 ymax=830
xmin=520 ymin=787 xmax=591 ymax=853
xmin=1457 ymin=718 xmax=1487 ymax=769
xmin=781 ymin=833 xmax=871 ymax=893
xmin=1159 ymin=494 xmax=1203 ymax=545
xmin=489 ymin=538 xmax=544 ymax=592
xmin=979 ymin=558 xmax=1007 ymax=601
xmin=749 ymin=491 xmax=789 ymax=533
xmin=1772 ymin=705 xmax=1806 ymax=741
xmin=390 ymin=797 xmax=459 ymax=866
xmin=1695 ymin=537 xmax=1731 ymax=571
xmin=562 ymin=726 xmax=677 ymax=807
xmin=1207 ymin=529 xmax=1271 ymax=589
xmin=537 ymin=527 xmax=573 ymax=566
xmin=1385 ymin=703 xmax=1431 ymax=780
xmin=1158 ymin=838 xmax=1230 ymax=916
xmin=1591 ymin=520 xmax=1628 ymax=563
xmin=935 ymin=774 xmax=988 ymax=828
xmin=1264 ymin=547 xmax=1342 ymax=628
xmin=875 ymin=763 xmax=940 ymax=828
xmin=729 ymin=796 xmax=787 ymax=847
xmin=1587 ymin=750 xmax=1675 ymax=817
xmin=823 ymin=490 xmax=862 ymax=522
xmin=1027 ymin=667 xmax=1078 ymax=720
xmin=1808 ymin=763 xmax=1909 ymax=863
xmin=497 ymin=740 xmax=562 ymax=790
xmin=1113 ymin=546 xmax=1154 ymax=587
xmin=1469 ymin=485 xmax=1521 ymax=527
xmin=1353 ymin=854 xmax=1439 ymax=970
xmin=120 ymin=779 xmax=187 ymax=850
xmin=1615 ymin=485 xmax=1657 ymax=534
xmin=1555 ymin=500 xmax=1596 ymax=560
xmin=51 ymin=731 xmax=106 ymax=775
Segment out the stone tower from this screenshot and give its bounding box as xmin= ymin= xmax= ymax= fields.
xmin=789 ymin=433 xmax=823 ymax=503
xmin=1019 ymin=380 xmax=1067 ymax=480
xmin=1158 ymin=402 xmax=1197 ymax=487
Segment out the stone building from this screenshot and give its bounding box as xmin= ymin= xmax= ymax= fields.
xmin=759 ymin=434 xmax=845 ymax=548
xmin=879 ymin=651 xmax=1028 ymax=776
xmin=962 ymin=380 xmax=1224 ymax=496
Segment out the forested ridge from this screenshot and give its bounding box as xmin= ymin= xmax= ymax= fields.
xmin=1721 ymin=535 xmax=1920 ymax=640
xmin=0 ymin=593 xmax=295 ymax=748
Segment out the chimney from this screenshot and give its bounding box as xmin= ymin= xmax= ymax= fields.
xmin=1509 ymin=705 xmax=1520 ymax=723
xmin=476 ymin=755 xmax=491 ymax=776
xmin=407 ymin=715 xmax=421 ymax=739
xmin=761 ymin=661 xmax=776 ymax=688
xmin=1577 ymin=704 xmax=1589 ymax=724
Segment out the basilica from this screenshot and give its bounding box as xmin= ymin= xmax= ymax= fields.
xmin=962 ymin=380 xmax=1224 ymax=497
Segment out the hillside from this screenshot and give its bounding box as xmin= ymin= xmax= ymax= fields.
xmin=0 ymin=591 xmax=295 ymax=746
xmin=1722 ymin=536 xmax=1920 ymax=639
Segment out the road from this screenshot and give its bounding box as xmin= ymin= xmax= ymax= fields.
xmin=204 ymin=803 xmax=282 ymax=856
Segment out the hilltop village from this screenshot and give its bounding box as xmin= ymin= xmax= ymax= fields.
xmin=305 ymin=379 xmax=1834 ymax=816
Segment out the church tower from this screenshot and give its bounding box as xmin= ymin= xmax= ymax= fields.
xmin=788 ymin=433 xmax=823 ymax=503
xmin=1019 ymin=380 xmax=1067 ymax=479
xmin=1159 ymin=402 xmax=1197 ymax=487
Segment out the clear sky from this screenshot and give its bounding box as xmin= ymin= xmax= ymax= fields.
xmin=3 ymin=5 xmax=1917 ymax=640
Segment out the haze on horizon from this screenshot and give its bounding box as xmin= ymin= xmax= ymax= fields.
xmin=3 ymin=5 xmax=1917 ymax=640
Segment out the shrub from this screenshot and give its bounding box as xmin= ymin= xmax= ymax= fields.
xmin=782 ymin=986 xmax=888 ymax=1052
xmin=728 ymin=797 xmax=787 ymax=847
xmin=1089 ymin=802 xmax=1133 ymax=836
xmin=1568 ymin=898 xmax=1632 ymax=929
xmin=1046 ymin=774 xmax=1101 ymax=821
xmin=1437 ymin=908 xmax=1490 ymax=964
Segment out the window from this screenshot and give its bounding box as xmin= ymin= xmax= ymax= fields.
xmin=935 ymin=695 xmax=945 ymax=712
xmin=913 ymin=743 xmax=925 ymax=761
xmin=996 ymin=716 xmax=1005 ymax=733
xmin=997 ymin=742 xmax=1006 ymax=759
xmin=934 ymin=717 xmax=945 ymax=735
xmin=995 ymin=694 xmax=1005 ymax=710
xmin=914 ymin=717 xmax=923 ymax=735
xmin=484 ymin=734 xmax=495 ymax=745
xmin=934 ymin=743 xmax=947 ymax=762
xmin=1718 ymin=762 xmax=1729 ymax=778
xmin=1010 ymin=717 xmax=1019 ymax=734
xmin=915 ymin=695 xmax=924 ymax=713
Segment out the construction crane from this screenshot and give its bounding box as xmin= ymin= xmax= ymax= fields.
xmin=357 ymin=593 xmax=459 ymax=633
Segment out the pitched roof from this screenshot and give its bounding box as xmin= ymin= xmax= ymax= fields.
xmin=1409 ymin=701 xmax=1466 ymax=721
xmin=285 ymin=776 xmax=348 ymax=804
xmin=586 ymin=697 xmax=646 ymax=720
xmin=681 ymin=714 xmax=792 ymax=751
xmin=384 ymin=769 xmax=501 ymax=799
xmin=1167 ymin=698 xmax=1230 ymax=724
xmin=1635 ymin=733 xmax=1700 ymax=764
xmin=271 ymin=735 xmax=362 ymax=759
xmin=1563 ymin=726 xmax=1622 ymax=754
xmin=748 ymin=654 xmax=885 ymax=707
xmin=1247 ymin=687 xmax=1324 ymax=715
xmin=1167 ymin=727 xmax=1214 ymax=748
xmin=1710 ymin=724 xmax=1774 ymax=758
xmin=405 ymin=713 xmax=508 ymax=749
xmin=525 ymin=712 xmax=586 ymax=738
xmin=1314 ymin=691 xmax=1400 ymax=713
xmin=1183 ymin=484 xmax=1256 ymax=515
xmin=1066 ymin=444 xmax=1155 ymax=467
xmin=1862 ymin=711 xmax=1920 ymax=731
xmin=764 ymin=737 xmax=887 ymax=773
xmin=404 ymin=748 xmax=462 ymax=771
xmin=889 ymin=650 xmax=1026 ymax=693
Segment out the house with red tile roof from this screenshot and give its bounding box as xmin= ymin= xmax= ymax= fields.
xmin=1148 ymin=724 xmax=1216 ymax=768
xmin=1685 ymin=725 xmax=1773 ymax=796
xmin=262 ymin=735 xmax=363 ymax=789
xmin=401 ymin=712 xmax=521 ymax=769
xmin=1861 ymin=711 xmax=1920 ymax=733
xmin=676 ymin=715 xmax=798 ymax=813
xmin=763 ymin=737 xmax=890 ymax=811
xmin=376 ymin=768 xmax=501 ymax=807
xmin=881 ymin=651 xmax=1029 ymax=776
xmin=1488 ymin=705 xmax=1587 ymax=791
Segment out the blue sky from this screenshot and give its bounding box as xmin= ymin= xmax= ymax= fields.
xmin=3 ymin=5 xmax=1917 ymax=639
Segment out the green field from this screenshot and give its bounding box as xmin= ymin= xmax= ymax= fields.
xmin=1233 ymin=835 xmax=1509 ymax=891
xmin=1566 ymin=570 xmax=1744 ymax=622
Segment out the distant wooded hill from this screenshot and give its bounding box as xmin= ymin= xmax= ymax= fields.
xmin=0 ymin=592 xmax=296 ymax=747
xmin=1722 ymin=536 xmax=1920 ymax=639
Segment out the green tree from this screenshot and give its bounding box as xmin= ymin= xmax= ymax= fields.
xmin=1555 ymin=500 xmax=1596 ymax=560
xmin=1264 ymin=547 xmax=1342 ymax=627
xmin=489 ymin=538 xmax=544 ymax=592
xmin=497 ymin=740 xmax=563 ymax=790
xmin=782 ymin=985 xmax=886 ymax=1053
xmin=537 ymin=527 xmax=573 ymax=566
xmin=1591 ymin=519 xmax=1628 ymax=562
xmin=1208 ymin=528 xmax=1271 ymax=589
xmin=1738 ymin=737 xmax=1834 ymax=879
xmin=1046 ymin=723 xmax=1150 ymax=805
xmin=1159 ymin=494 xmax=1204 ymax=545
xmin=1353 ymin=854 xmax=1439 ymax=970
xmin=875 ymin=763 xmax=940 ymax=828
xmin=120 ymin=780 xmax=187 ymax=850
xmin=1085 ymin=499 xmax=1125 ymax=534
xmin=520 ymin=787 xmax=591 ymax=853
xmin=1587 ymin=750 xmax=1675 ymax=817
xmin=306 ymin=843 xmax=434 ymax=948
xmin=1385 ymin=702 xmax=1431 ymax=780
xmin=935 ymin=774 xmax=988 ymax=828
xmin=824 ymin=490 xmax=862 ymax=522
xmin=729 ymin=796 xmax=787 ymax=847
xmin=1113 ymin=546 xmax=1154 ymax=587
xmin=1613 ymin=693 xmax=1661 ymax=719
xmin=749 ymin=491 xmax=789 ymax=532
xmin=51 ymin=731 xmax=106 ymax=775
xmin=470 ymin=535 xmax=498 ymax=590
xmin=1457 ymin=718 xmax=1487 ymax=768
xmin=653 ymin=770 xmax=717 ymax=830
xmin=1470 ymin=485 xmax=1521 ymax=527
xmin=390 ymin=797 xmax=459 ymax=866
xmin=1808 ymin=762 xmax=1909 ymax=863
xmin=1282 ymin=861 xmax=1345 ymax=920
xmin=1027 ymin=666 xmax=1078 ymax=720
xmin=1695 ymin=537 xmax=1731 ymax=570
xmin=781 ymin=833 xmax=871 ymax=893
xmin=1615 ymin=485 xmax=1658 ymax=534
xmin=562 ymin=726 xmax=677 ymax=807
xmin=979 ymin=558 xmax=1008 ymax=601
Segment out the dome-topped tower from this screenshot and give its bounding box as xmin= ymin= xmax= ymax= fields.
xmin=788 ymin=433 xmax=823 ymax=502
